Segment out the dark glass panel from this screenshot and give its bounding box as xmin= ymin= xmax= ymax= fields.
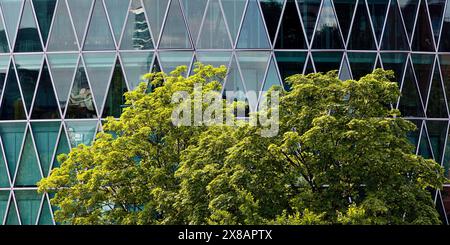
xmin=198 ymin=0 xmax=231 ymax=49
xmin=14 ymin=54 xmax=42 ymax=113
xmin=367 ymin=0 xmax=389 ymax=41
xmin=102 ymin=60 xmax=127 ymax=118
xmin=381 ymin=0 xmax=409 ymax=50
xmin=5 ymin=199 xmax=19 ymax=225
xmin=104 ymin=0 xmax=130 ymax=42
xmin=312 ymin=0 xmax=344 ymax=49
xmin=426 ymin=67 xmax=448 ymax=118
xmin=398 ymin=62 xmax=425 ymax=117
xmin=38 ymin=196 xmax=53 ymax=225
xmin=312 ymin=51 xmax=343 ymax=73
xmin=418 ymin=124 xmax=433 ymax=158
xmin=296 ymin=0 xmax=321 ymax=42
xmin=120 ymin=0 xmax=154 ymax=50
xmin=427 ymin=0 xmax=445 ymax=42
xmin=332 ymin=0 xmax=356 ymax=40
xmin=411 ymin=1 xmax=435 ymax=51
xmin=46 ymin=0 xmax=78 ymax=51
xmin=0 ymin=8 xmax=9 ymax=52
xmin=380 ymin=53 xmax=407 ymax=84
xmin=439 ymin=1 xmax=450 ymax=51
xmin=159 ymin=0 xmax=191 ymax=48
xmin=440 ymin=55 xmax=450 ymax=111
xmin=31 ymin=62 xmax=60 ymax=119
xmin=406 ymin=119 xmax=422 ymax=151
xmin=275 ymin=0 xmax=307 ymax=49
xmin=398 ymin=0 xmax=418 ymax=40
xmin=347 ymin=52 xmax=376 ymax=80
xmin=347 ymin=0 xmax=377 ymax=50
xmin=51 ymin=129 xmax=69 ymax=169
xmin=31 ymin=122 xmax=59 ymax=177
xmin=0 ymin=122 xmax=26 ymax=177
xmin=221 ymin=0 xmax=246 ymax=43
xmin=0 ymin=191 xmax=8 ymax=222
xmin=412 ymin=54 xmax=434 ymax=103
xmin=84 ymin=0 xmax=115 ymax=50
xmin=47 ymin=54 xmax=78 ymax=111
xmin=180 ymin=0 xmax=208 ymax=43
xmin=304 ymin=57 xmax=315 ymax=74
xmin=15 ymin=190 xmax=41 ymax=224
xmin=260 ymin=0 xmax=284 ymax=42
xmin=14 ymin=0 xmax=42 ymax=52
xmin=275 ymin=51 xmax=306 ymax=82
xmin=0 ymin=64 xmax=26 ymax=120
xmin=15 ymin=130 xmax=41 ymax=187
xmin=66 ymin=62 xmax=97 ymax=119
xmin=32 ymin=0 xmax=56 ymax=45
xmin=426 ymin=120 xmax=448 ymax=164
xmin=443 ymin=188 xmax=450 ymax=217
xmin=237 ymin=0 xmax=270 ymax=48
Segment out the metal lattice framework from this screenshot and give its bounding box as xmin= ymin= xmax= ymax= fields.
xmin=0 ymin=0 xmax=449 ymax=224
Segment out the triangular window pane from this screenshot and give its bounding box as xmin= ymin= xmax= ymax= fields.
xmin=120 ymin=51 xmax=153 ymax=90
xmin=426 ymin=120 xmax=448 ymax=164
xmin=31 ymin=122 xmax=59 ymax=177
xmin=440 ymin=55 xmax=450 ymax=110
xmin=275 ymin=0 xmax=307 ymax=49
xmin=263 ymin=57 xmax=282 ymax=91
xmin=381 ymin=53 xmax=407 ymax=84
xmin=237 ymin=0 xmax=270 ymax=49
xmin=221 ymin=0 xmax=246 ymax=43
xmin=159 ymin=0 xmax=191 ymax=48
xmin=102 ymin=60 xmax=128 ymax=118
xmin=83 ymin=0 xmax=115 ymax=50
xmin=83 ymin=52 xmax=116 ymax=114
xmin=67 ymin=0 xmax=93 ymax=43
xmin=31 ymin=62 xmax=60 ymax=119
xmin=312 ymin=0 xmax=344 ymax=49
xmin=180 ymin=0 xmax=208 ymax=44
xmin=275 ymin=51 xmax=306 ymax=81
xmin=347 ymin=52 xmax=376 ymax=80
xmin=398 ymin=0 xmax=418 ymax=40
xmin=142 ymin=0 xmax=170 ymax=43
xmin=0 ymin=123 xmax=26 ymax=178
xmin=260 ymin=0 xmax=284 ymax=42
xmin=305 ymin=57 xmax=315 ymax=74
xmin=367 ymin=0 xmax=389 ymax=42
xmin=151 ymin=55 xmax=161 ymax=73
xmin=48 ymin=54 xmax=78 ymax=111
xmin=439 ymin=1 xmax=450 ymax=51
xmin=0 ymin=64 xmax=26 ymax=120
xmin=333 ymin=0 xmax=356 ymax=41
xmin=0 ymin=7 xmax=9 ymax=52
xmin=120 ymin=0 xmax=154 ymax=50
xmin=426 ymin=67 xmax=448 ymax=118
xmin=412 ymin=54 xmax=434 ymax=102
xmin=196 ymin=51 xmax=232 ymax=69
xmin=347 ymin=0 xmax=377 ymax=50
xmin=339 ymin=56 xmax=352 ymax=80
xmin=15 ymin=190 xmax=41 ymax=225
xmin=312 ymin=52 xmax=343 ymax=73
xmin=198 ymin=0 xmax=231 ymax=49
xmin=411 ymin=1 xmax=435 ymax=51
xmin=51 ymin=129 xmax=70 ymax=169
xmin=428 ymin=0 xmax=445 ymax=43
xmin=104 ymin=0 xmax=130 ymax=42
xmin=14 ymin=0 xmax=42 ymax=52
xmin=406 ymin=119 xmax=422 ymax=151
xmin=38 ymin=196 xmax=53 ymax=225
xmin=159 ymin=51 xmax=193 ymax=75
xmin=296 ymin=0 xmax=321 ymax=42
xmin=15 ymin=130 xmax=41 ymax=187
xmin=0 ymin=146 xmax=9 ymax=187
xmin=33 ymin=0 xmax=57 ymax=45
xmin=65 ymin=120 xmax=97 ymax=147
xmin=5 ymin=198 xmax=19 ymax=225
xmin=0 ymin=191 xmax=9 ymax=222
xmin=66 ymin=61 xmax=98 ymax=119
xmin=14 ymin=54 xmax=43 ymax=113
xmin=418 ymin=125 xmax=433 ymax=158
xmin=47 ymin=0 xmax=78 ymax=51
xmin=381 ymin=0 xmax=409 ymax=50
xmin=223 ymin=56 xmax=246 ymax=103
xmin=398 ymin=62 xmax=425 ymax=117
xmin=1 ymin=0 xmax=22 ymax=50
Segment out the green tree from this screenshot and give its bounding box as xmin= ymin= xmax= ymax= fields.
xmin=38 ymin=66 xmax=446 ymax=225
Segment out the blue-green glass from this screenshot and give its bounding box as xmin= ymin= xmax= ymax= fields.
xmin=426 ymin=68 xmax=448 ymax=118
xmin=104 ymin=0 xmax=130 ymax=42
xmin=5 ymin=199 xmax=19 ymax=225
xmin=312 ymin=0 xmax=344 ymax=49
xmin=31 ymin=122 xmax=59 ymax=177
xmin=412 ymin=54 xmax=434 ymax=102
xmin=159 ymin=0 xmax=191 ymax=48
xmin=333 ymin=0 xmax=356 ymax=40
xmin=14 ymin=0 xmax=42 ymax=52
xmin=0 ymin=191 xmax=8 ymax=223
xmin=196 ymin=51 xmax=231 ymax=69
xmin=263 ymin=57 xmax=282 ymax=91
xmin=0 ymin=56 xmax=10 ymax=92
xmin=102 ymin=60 xmax=127 ymax=118
xmin=158 ymin=51 xmax=193 ymax=75
xmin=367 ymin=0 xmax=389 ymax=41
xmin=120 ymin=0 xmax=154 ymax=50
xmin=260 ymin=0 xmax=284 ymax=42
xmin=1 ymin=0 xmax=23 ymax=50
xmin=347 ymin=52 xmax=376 ymax=80
xmin=31 ymin=62 xmax=60 ymax=119
xmin=15 ymin=190 xmax=41 ymax=225
xmin=339 ymin=56 xmax=352 ymax=80
xmin=15 ymin=130 xmax=41 ymax=187
xmin=198 ymin=0 xmax=231 ymax=49
xmin=52 ymin=129 xmax=70 ymax=169
xmin=0 ymin=150 xmax=9 ymax=187
xmin=418 ymin=126 xmax=433 ymax=158
xmin=0 ymin=8 xmax=9 ymax=52
xmin=398 ymin=0 xmax=418 ymax=40
xmin=296 ymin=0 xmax=321 ymax=42
xmin=143 ymin=0 xmax=169 ymax=42
xmin=32 ymin=0 xmax=57 ymax=45
xmin=426 ymin=120 xmax=448 ymax=164
xmin=381 ymin=0 xmax=409 ymax=50
xmin=65 ymin=120 xmax=97 ymax=147
xmin=38 ymin=196 xmax=53 ymax=225
xmin=427 ymin=0 xmax=445 ymax=42
xmin=275 ymin=51 xmax=306 ymax=82
xmin=0 ymin=122 xmax=26 ymax=178
xmin=381 ymin=53 xmax=407 ymax=84
xmin=221 ymin=0 xmax=246 ymax=43
xmin=83 ymin=0 xmax=115 ymax=50
xmin=312 ymin=52 xmax=343 ymax=73
xmin=411 ymin=1 xmax=434 ymax=51
xmin=347 ymin=0 xmax=376 ymax=50
xmin=14 ymin=54 xmax=43 ymax=113
xmin=237 ymin=0 xmax=270 ymax=49
xmin=398 ymin=62 xmax=425 ymax=117
xmin=275 ymin=0 xmax=307 ymax=49
xmin=66 ymin=61 xmax=98 ymax=119
xmin=47 ymin=0 xmax=78 ymax=51
xmin=47 ymin=53 xmax=79 ymax=110
xmin=120 ymin=51 xmax=153 ymax=90
xmin=0 ymin=64 xmax=26 ymax=120
xmin=67 ymin=0 xmax=93 ymax=43
xmin=180 ymin=0 xmax=208 ymax=43
xmin=83 ymin=52 xmax=116 ymax=113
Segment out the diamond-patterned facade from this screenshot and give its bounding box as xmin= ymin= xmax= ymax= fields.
xmin=0 ymin=0 xmax=448 ymax=224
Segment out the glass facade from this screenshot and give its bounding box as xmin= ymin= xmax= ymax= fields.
xmin=0 ymin=0 xmax=448 ymax=224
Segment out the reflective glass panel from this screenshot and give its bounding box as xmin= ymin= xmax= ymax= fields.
xmin=66 ymin=62 xmax=97 ymax=119
xmin=426 ymin=120 xmax=448 ymax=164
xmin=180 ymin=0 xmax=208 ymax=43
xmin=32 ymin=0 xmax=57 ymax=45
xmin=158 ymin=51 xmax=193 ymax=75
xmin=104 ymin=0 xmax=130 ymax=42
xmin=312 ymin=52 xmax=343 ymax=73
xmin=312 ymin=0 xmax=344 ymax=49
xmin=198 ymin=0 xmax=231 ymax=49
xmin=0 ymin=122 xmax=26 ymax=178
xmin=426 ymin=67 xmax=448 ymax=118
xmin=296 ymin=0 xmax=321 ymax=42
xmin=14 ymin=54 xmax=42 ymax=113
xmin=48 ymin=54 xmax=78 ymax=111
xmin=333 ymin=0 xmax=356 ymax=40
xmin=14 ymin=0 xmax=42 ymax=52
xmin=260 ymin=0 xmax=284 ymax=42
xmin=347 ymin=52 xmax=376 ymax=80
xmin=142 ymin=0 xmax=169 ymax=42
xmin=237 ymin=0 xmax=270 ymax=48
xmin=0 ymin=64 xmax=26 ymax=120
xmin=31 ymin=121 xmax=59 ymax=177
xmin=411 ymin=1 xmax=435 ymax=51
xmin=120 ymin=51 xmax=153 ymax=90
xmin=83 ymin=0 xmax=115 ymax=50
xmin=398 ymin=62 xmax=425 ymax=117
xmin=67 ymin=0 xmax=93 ymax=43
xmin=47 ymin=0 xmax=78 ymax=51
xmin=120 ymin=0 xmax=154 ymax=50
xmin=102 ymin=60 xmax=127 ymax=118
xmin=221 ymin=0 xmax=246 ymax=43
xmin=65 ymin=120 xmax=97 ymax=147
xmin=275 ymin=0 xmax=307 ymax=49
xmin=15 ymin=190 xmax=41 ymax=225
xmin=1 ymin=0 xmax=22 ymax=50
xmin=347 ymin=0 xmax=377 ymax=50
xmin=412 ymin=54 xmax=434 ymax=102
xmin=31 ymin=62 xmax=60 ymax=119
xmin=15 ymin=130 xmax=41 ymax=187
xmin=159 ymin=0 xmax=191 ymax=48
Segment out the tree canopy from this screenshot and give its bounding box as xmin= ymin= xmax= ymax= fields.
xmin=38 ymin=65 xmax=446 ymax=225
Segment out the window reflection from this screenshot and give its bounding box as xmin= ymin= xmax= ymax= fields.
xmin=66 ymin=67 xmax=97 ymax=118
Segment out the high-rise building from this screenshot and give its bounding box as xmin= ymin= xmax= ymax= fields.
xmin=0 ymin=0 xmax=448 ymax=225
